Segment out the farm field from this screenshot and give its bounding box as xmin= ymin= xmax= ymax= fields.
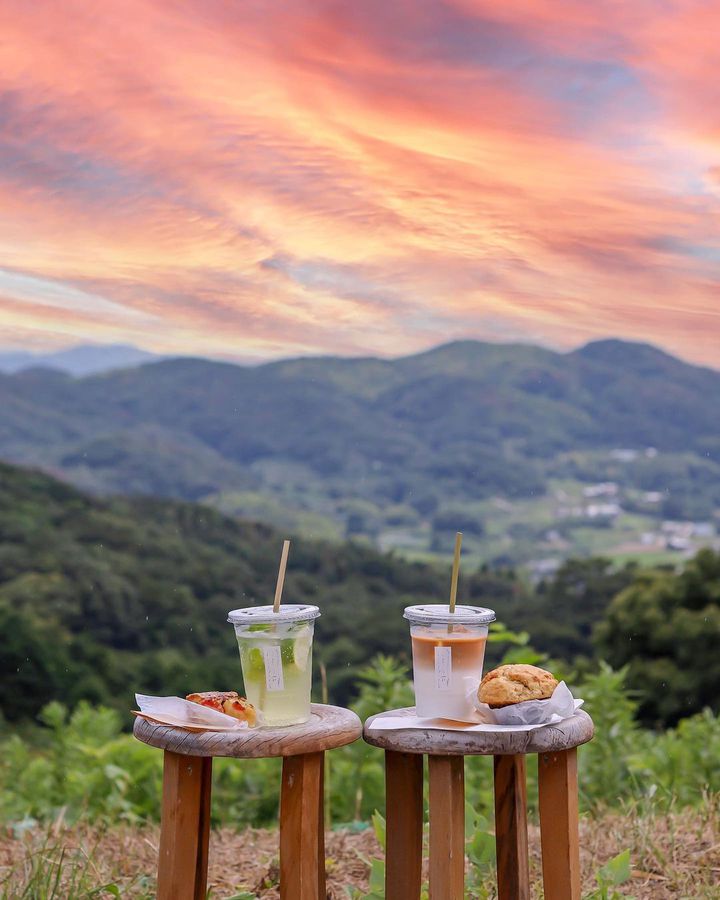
xmin=212 ymin=467 xmax=717 ymax=576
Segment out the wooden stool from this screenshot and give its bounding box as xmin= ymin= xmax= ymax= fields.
xmin=364 ymin=708 xmax=594 ymax=900
xmin=134 ymin=703 xmax=362 ymax=900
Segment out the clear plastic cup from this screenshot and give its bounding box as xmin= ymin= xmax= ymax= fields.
xmin=228 ymin=604 xmax=320 ymax=727
xmin=404 ymin=604 xmax=495 ymax=720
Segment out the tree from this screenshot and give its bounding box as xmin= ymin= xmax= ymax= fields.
xmin=0 ymin=605 xmax=78 ymax=721
xmin=500 ymin=558 xmax=637 ymax=661
xmin=595 ymin=549 xmax=720 ymax=724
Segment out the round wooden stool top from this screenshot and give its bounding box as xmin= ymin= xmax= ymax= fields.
xmin=134 ymin=703 xmax=362 ymax=759
xmin=364 ymin=707 xmax=594 ymax=756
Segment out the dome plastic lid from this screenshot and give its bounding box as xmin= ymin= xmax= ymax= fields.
xmin=403 ymin=603 xmax=495 ymax=626
xmin=227 ymin=603 xmax=321 ymax=625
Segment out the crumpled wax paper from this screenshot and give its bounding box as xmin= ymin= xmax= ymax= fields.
xmin=135 ymin=694 xmax=248 ymax=730
xmin=366 ymin=682 xmax=583 ymax=734
xmin=473 ymin=680 xmax=582 ymax=726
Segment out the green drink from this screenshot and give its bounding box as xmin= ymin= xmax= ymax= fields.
xmin=228 ymin=604 xmax=320 ymax=727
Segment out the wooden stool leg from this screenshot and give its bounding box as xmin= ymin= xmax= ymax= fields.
xmin=493 ymin=754 xmax=530 ymax=900
xmin=385 ymin=750 xmax=423 ymax=900
xmin=538 ymin=748 xmax=581 ymax=900
xmin=157 ymin=752 xmax=212 ymax=900
xmin=280 ymin=751 xmax=325 ymax=900
xmin=428 ymin=755 xmax=465 ymax=900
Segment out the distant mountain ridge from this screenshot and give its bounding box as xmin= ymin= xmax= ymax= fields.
xmin=0 ymin=343 xmax=163 ymax=375
xmin=0 ymin=338 xmax=718 ymax=520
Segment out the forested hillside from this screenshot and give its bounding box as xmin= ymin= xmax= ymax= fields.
xmin=0 ymin=462 xmax=525 ymax=721
xmin=2 ymin=338 xmax=719 ymax=566
xmin=2 ymin=461 xmax=719 ymax=728
xmin=1 ymin=338 xmax=718 ymax=501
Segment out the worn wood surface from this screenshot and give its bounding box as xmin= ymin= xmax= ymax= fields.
xmin=279 ymin=752 xmax=325 ymax=900
xmin=428 ymin=755 xmax=465 ymax=900
xmin=493 ymin=755 xmax=530 ymax=900
xmin=364 ymin=709 xmax=593 ymax=756
xmin=157 ymin=752 xmax=212 ymax=900
xmin=385 ymin=750 xmax=424 ymax=900
xmin=134 ymin=703 xmax=362 ymax=758
xmin=538 ymin=748 xmax=581 ymax=900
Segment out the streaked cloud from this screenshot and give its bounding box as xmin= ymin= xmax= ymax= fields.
xmin=0 ymin=0 xmax=717 ymax=365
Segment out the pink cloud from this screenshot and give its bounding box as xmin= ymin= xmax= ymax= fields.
xmin=0 ymin=0 xmax=717 ymax=366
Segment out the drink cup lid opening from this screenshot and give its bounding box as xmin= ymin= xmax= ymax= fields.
xmin=403 ymin=603 xmax=495 ymax=626
xmin=228 ymin=603 xmax=321 ymax=625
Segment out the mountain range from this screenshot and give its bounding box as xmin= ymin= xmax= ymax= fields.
xmin=0 ymin=343 xmax=164 ymax=376
xmin=1 ymin=338 xmax=719 ymax=557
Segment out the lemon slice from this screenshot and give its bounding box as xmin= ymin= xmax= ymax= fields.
xmin=244 ymin=647 xmax=265 ymax=678
xmin=292 ymin=628 xmax=312 ymax=671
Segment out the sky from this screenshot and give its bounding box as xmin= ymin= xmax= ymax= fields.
xmin=0 ymin=0 xmax=719 ymax=365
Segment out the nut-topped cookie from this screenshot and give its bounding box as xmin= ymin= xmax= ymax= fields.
xmin=477 ymin=664 xmax=558 ymax=708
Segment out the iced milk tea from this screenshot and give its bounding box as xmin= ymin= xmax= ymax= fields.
xmin=405 ymin=604 xmax=495 ymax=720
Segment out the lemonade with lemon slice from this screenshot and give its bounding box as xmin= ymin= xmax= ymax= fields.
xmin=228 ymin=604 xmax=320 ymax=726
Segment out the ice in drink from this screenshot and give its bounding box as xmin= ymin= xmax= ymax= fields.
xmin=228 ymin=604 xmax=320 ymax=727
xmin=405 ymin=604 xmax=495 ymax=720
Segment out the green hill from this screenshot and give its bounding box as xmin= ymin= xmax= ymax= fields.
xmin=0 ymin=339 xmax=718 ymax=563
xmin=0 ymin=462 xmax=524 ymax=722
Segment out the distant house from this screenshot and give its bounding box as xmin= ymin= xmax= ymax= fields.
xmin=528 ymin=557 xmax=561 ymax=582
xmin=610 ymin=449 xmax=639 ymax=462
xmin=555 ymin=505 xmax=584 ymax=519
xmin=544 ymin=529 xmax=562 ymax=543
xmin=667 ymin=536 xmax=691 ymax=552
xmin=583 ymin=482 xmax=619 ymax=498
xmin=491 ymin=497 xmax=513 ymax=512
xmin=586 ymin=503 xmax=622 ymax=518
xmin=662 ymin=521 xmax=694 ymax=537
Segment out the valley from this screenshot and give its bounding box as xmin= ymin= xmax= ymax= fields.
xmin=1 ymin=338 xmax=718 ymax=570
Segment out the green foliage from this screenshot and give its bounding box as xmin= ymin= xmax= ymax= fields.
xmin=596 ymin=548 xmax=720 ymax=723
xmin=574 ymin=664 xmax=646 ymax=808
xmin=625 ymin=708 xmax=720 ymax=807
xmin=1 ymin=661 xmax=719 ymax=841
xmin=527 ymin=558 xmax=638 ymax=660
xmin=330 ymin=656 xmax=415 ymax=824
xmin=465 ymin=806 xmax=497 ymax=898
xmin=585 ymin=850 xmax=633 ymax=900
xmin=349 ymin=814 xmax=388 ymax=900
xmin=0 ymin=701 xmax=162 ymax=825
xmin=577 ymin=663 xmax=720 ymax=813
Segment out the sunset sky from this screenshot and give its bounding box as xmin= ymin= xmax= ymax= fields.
xmin=1 ymin=0 xmax=719 ymax=365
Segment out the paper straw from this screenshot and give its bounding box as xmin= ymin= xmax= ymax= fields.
xmin=449 ymin=531 xmax=463 ymax=614
xmin=273 ymin=539 xmax=291 ymax=613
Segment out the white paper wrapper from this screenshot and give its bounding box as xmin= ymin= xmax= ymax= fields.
xmin=367 ymin=682 xmax=583 ymax=735
xmin=135 ymin=694 xmax=248 ymax=730
xmin=473 ymin=681 xmax=581 ymax=726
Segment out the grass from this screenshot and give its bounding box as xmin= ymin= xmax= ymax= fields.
xmin=0 ymin=825 xmax=155 ymax=900
xmin=1 ymin=801 xmax=717 ymax=898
